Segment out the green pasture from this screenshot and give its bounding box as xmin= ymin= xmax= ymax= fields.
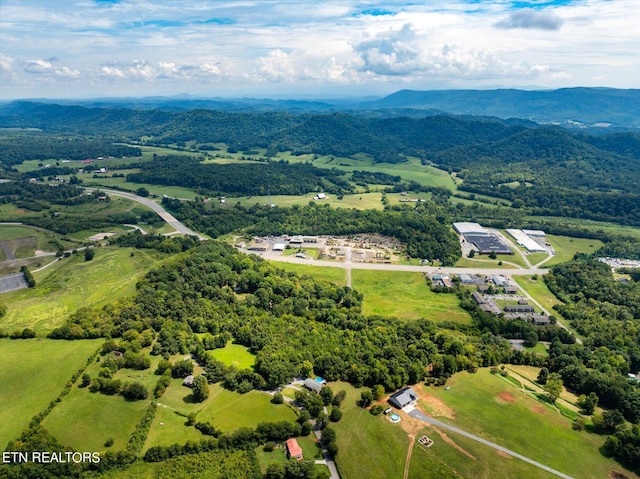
xmin=228 ymin=192 xmax=385 ymax=210
xmin=209 ymin=342 xmax=256 ymax=370
xmin=286 ymin=153 xmax=457 ymax=190
xmin=544 ymin=234 xmax=604 ymax=265
xmin=270 ymin=262 xmax=347 ymax=286
xmin=0 ymin=338 xmax=101 ymax=449
xmin=0 ymin=224 xmax=80 ymax=253
xmin=0 ymin=246 xmax=160 ymax=333
xmin=43 ymin=388 xmax=150 ymax=452
xmin=92 ymin=450 xmax=259 ymax=479
xmin=331 ymin=381 xmax=410 ymax=479
xmin=83 ymin=175 xmax=200 ymax=200
xmin=422 ymin=369 xmax=636 ymax=479
xmin=352 ymin=270 xmax=470 ymax=323
xmin=197 ymin=386 xmax=298 ymax=432
xmin=408 ymin=426 xmax=556 ymax=479
xmin=143 ymin=396 xmax=204 ymax=450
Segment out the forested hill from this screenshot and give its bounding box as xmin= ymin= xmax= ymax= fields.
xmin=2 ymin=102 xmax=639 ymax=223
xmin=367 ymin=88 xmax=640 ymax=128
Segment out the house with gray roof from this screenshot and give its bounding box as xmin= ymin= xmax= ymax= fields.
xmin=389 ymin=387 xmax=418 ymax=409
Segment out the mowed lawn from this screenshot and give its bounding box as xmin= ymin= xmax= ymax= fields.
xmin=209 ymin=342 xmax=256 ymax=370
xmin=544 ymin=234 xmax=604 ymax=265
xmin=1 ymin=246 xmax=160 ymax=333
xmin=331 ymin=381 xmax=410 ymax=479
xmin=352 ymin=270 xmax=470 ymax=323
xmin=43 ymin=387 xmax=151 ymax=452
xmin=197 ymin=386 xmax=298 ymax=432
xmin=146 ymin=378 xmax=298 ymax=450
xmin=0 ymin=338 xmax=101 ymax=449
xmin=421 ymin=369 xmax=638 ymax=479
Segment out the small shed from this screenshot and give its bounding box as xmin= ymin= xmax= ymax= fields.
xmin=183 ymin=375 xmax=195 ymax=388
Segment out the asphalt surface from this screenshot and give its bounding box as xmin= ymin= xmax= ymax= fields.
xmin=406 ymin=409 xmax=574 ymax=479
xmin=85 ymin=189 xmax=207 ymax=240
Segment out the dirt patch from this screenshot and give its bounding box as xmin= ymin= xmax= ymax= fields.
xmin=498 ymin=391 xmax=516 ymax=403
xmin=609 ymin=472 xmax=631 ymax=479
xmin=398 ymin=410 xmax=428 ymax=437
xmin=88 ymin=232 xmax=115 ymax=241
xmin=431 ymin=427 xmax=476 ymax=460
xmin=413 ymin=383 xmax=456 ymax=420
xmin=531 ymin=405 xmax=545 ymax=414
xmin=496 ymin=450 xmax=512 ymax=459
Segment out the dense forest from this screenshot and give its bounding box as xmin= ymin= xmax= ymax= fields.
xmin=127 ymin=156 xmax=353 ymax=196
xmin=0 ymin=131 xmax=141 ymax=166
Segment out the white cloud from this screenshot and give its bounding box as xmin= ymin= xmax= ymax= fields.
xmin=0 ymin=0 xmax=638 ymax=98
xmin=494 ymin=8 xmax=563 ymax=31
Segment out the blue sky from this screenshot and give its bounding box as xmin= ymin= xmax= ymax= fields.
xmin=0 ymin=0 xmax=638 ymax=99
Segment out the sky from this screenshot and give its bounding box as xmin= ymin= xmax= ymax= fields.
xmin=0 ymin=0 xmax=638 ymax=100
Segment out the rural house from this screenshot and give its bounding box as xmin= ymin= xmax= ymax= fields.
xmin=286 ymin=438 xmax=303 ymax=460
xmin=389 ymin=387 xmax=418 ymax=409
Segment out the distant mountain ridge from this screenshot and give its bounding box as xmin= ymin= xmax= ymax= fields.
xmin=2 ymin=87 xmax=638 ymax=129
xmin=367 ymin=87 xmax=640 ymax=129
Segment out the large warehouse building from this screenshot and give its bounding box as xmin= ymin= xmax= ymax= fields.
xmin=453 ymin=222 xmax=513 ymax=255
xmin=506 ymin=229 xmax=546 ymax=252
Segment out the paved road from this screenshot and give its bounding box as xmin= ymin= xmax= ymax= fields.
xmin=252 ymin=250 xmax=549 ymax=276
xmin=406 ymin=408 xmax=574 ymax=479
xmin=85 ymin=188 xmax=207 ymax=240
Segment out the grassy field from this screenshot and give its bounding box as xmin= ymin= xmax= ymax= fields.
xmin=43 ymin=387 xmax=151 ymax=452
xmin=197 ymin=386 xmax=298 ymax=432
xmin=420 ymin=369 xmax=638 ymax=479
xmin=544 ymin=234 xmax=604 ymax=265
xmin=331 ymin=381 xmax=410 ymax=479
xmin=0 ymin=338 xmax=101 ymax=449
xmin=270 ymin=262 xmax=347 ymax=286
xmin=83 ymin=175 xmax=201 ymax=200
xmin=209 ymin=342 xmax=256 ymax=370
xmin=0 ymin=246 xmax=161 ymax=333
xmin=513 ymin=275 xmax=564 ymax=314
xmin=352 ymin=270 xmax=470 ymax=323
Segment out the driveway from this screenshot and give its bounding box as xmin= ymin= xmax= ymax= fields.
xmin=406 ymin=409 xmax=574 ymax=479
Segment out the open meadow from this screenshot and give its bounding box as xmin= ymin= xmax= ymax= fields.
xmin=352 ymin=270 xmax=470 ymax=323
xmin=0 ymin=246 xmax=161 ymax=333
xmin=418 ymin=369 xmax=638 ymax=479
xmin=0 ymin=338 xmax=102 ymax=449
xmin=330 ymin=381 xmax=410 ymax=479
xmin=270 ymin=262 xmax=347 ymax=286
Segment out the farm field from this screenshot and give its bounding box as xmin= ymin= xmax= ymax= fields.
xmin=352 ymin=270 xmax=470 ymax=323
xmin=0 ymin=246 xmax=161 ymax=333
xmin=419 ymin=369 xmax=637 ymax=479
xmin=0 ymin=338 xmax=101 ymax=449
xmin=42 ymin=385 xmax=151 ymax=452
xmin=83 ymin=175 xmax=201 ymax=200
xmin=228 ymin=192 xmax=385 ymax=210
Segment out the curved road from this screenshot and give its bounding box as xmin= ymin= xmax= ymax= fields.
xmin=85 ymin=188 xmax=207 ymax=240
xmin=407 ymin=408 xmax=574 ymax=479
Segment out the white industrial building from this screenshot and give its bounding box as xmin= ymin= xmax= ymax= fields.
xmin=453 ymin=222 xmax=486 ymax=235
xmin=506 ymin=229 xmax=546 ymax=252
